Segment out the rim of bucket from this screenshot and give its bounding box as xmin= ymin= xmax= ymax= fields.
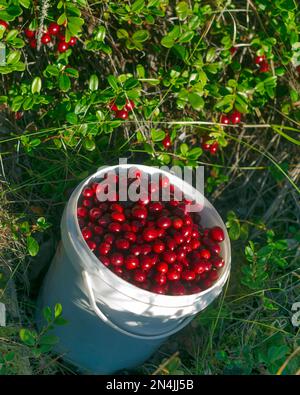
xmin=64 ymin=164 xmax=231 ymax=308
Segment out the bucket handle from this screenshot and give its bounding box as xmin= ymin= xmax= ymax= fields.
xmin=82 ymin=270 xmax=194 ymax=340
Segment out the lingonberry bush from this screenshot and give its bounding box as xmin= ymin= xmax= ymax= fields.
xmin=0 ymin=0 xmax=299 ymax=374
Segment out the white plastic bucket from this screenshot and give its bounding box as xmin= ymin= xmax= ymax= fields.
xmin=37 ymin=164 xmax=231 ymax=373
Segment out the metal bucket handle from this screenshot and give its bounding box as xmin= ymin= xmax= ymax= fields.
xmin=83 ymin=270 xmax=194 ymax=340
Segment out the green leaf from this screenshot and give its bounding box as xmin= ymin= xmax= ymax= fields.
xmin=43 ymin=306 xmax=52 ymax=323
xmin=187 ymin=147 xmax=202 ymax=160
xmin=95 ymin=26 xmax=106 ymax=42
xmin=20 ymin=329 xmax=36 ymax=346
xmin=39 ymin=334 xmax=59 ymax=346
xmin=59 ymin=74 xmax=71 ymax=91
xmin=131 ymin=0 xmax=145 ymax=12
xmin=161 ymin=35 xmax=175 ymax=48
xmin=117 ymin=29 xmax=129 ymax=39
xmin=27 ymin=236 xmax=39 ymax=256
xmin=178 ymin=30 xmax=194 ymax=43
xmin=6 ymin=50 xmax=20 ymax=65
xmin=31 ymin=76 xmax=42 ymax=94
xmin=229 ymin=221 xmax=241 ymax=240
xmin=6 ymin=29 xmax=19 ymax=42
xmin=54 ymin=303 xmax=63 ymax=318
xmin=151 ymin=129 xmax=165 ymax=141
xmin=66 ymin=112 xmax=78 ymax=124
xmin=176 ymin=1 xmax=190 ymax=20
xmin=188 ymin=92 xmax=204 ymax=110
xmin=107 ymin=75 xmax=119 ymax=91
xmin=89 ymin=74 xmax=99 ymax=91
xmin=124 ymin=78 xmax=139 ymax=90
xmin=180 ymin=143 xmax=189 ymax=156
xmin=57 ymin=13 xmax=67 ymax=25
xmin=19 ymin=0 xmax=31 ymax=8
xmin=132 ymin=30 xmax=150 ymax=43
xmin=11 ymin=95 xmax=24 ymax=112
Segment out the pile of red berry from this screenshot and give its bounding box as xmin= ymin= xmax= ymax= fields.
xmin=77 ymin=168 xmax=226 ymax=296
xmin=201 ymin=137 xmax=219 ymax=155
xmin=24 ymin=22 xmax=77 ymax=52
xmin=110 ymin=99 xmax=135 ymax=119
xmin=255 ymin=54 xmax=269 ymax=73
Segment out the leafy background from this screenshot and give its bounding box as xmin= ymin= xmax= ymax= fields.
xmin=0 ymin=0 xmax=299 ymax=375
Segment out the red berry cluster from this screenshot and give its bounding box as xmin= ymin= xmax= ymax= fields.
xmin=24 ymin=23 xmax=77 ymax=52
xmin=110 ymin=99 xmax=135 ymax=120
xmin=255 ymin=55 xmax=269 ymax=73
xmin=220 ymin=110 xmax=242 ymax=125
xmin=77 ymin=169 xmax=226 ymax=296
xmin=201 ymin=137 xmax=219 ymax=155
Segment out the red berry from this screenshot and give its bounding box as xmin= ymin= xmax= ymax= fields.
xmin=209 ymin=242 xmax=221 ymax=255
xmin=86 ymin=240 xmax=96 ymax=251
xmin=83 ymin=187 xmax=94 ymax=198
xmin=69 ymin=36 xmax=77 ymax=46
xmin=260 ymin=60 xmax=270 ymax=73
xmin=173 ymin=263 xmax=183 ymax=273
xmin=209 ymin=269 xmax=219 ymax=281
xmin=189 ymin=285 xmax=202 ymax=294
xmin=140 ymin=256 xmax=153 ymax=271
xmin=14 ymin=111 xmax=24 ymax=121
xmin=115 ymin=109 xmax=129 ymax=120
xmin=115 ymin=238 xmax=130 ymax=250
xmin=149 ymin=202 xmax=163 ymax=212
xmin=140 ymin=244 xmax=152 ymax=255
xmin=89 ymin=208 xmax=102 ymax=222
xmin=99 ymin=255 xmax=110 ymax=266
xmin=167 ymin=269 xmax=181 ymax=281
xmin=108 ymin=222 xmax=122 ymax=233
xmin=93 ymin=225 xmax=104 ymax=236
xmin=156 ymin=262 xmax=168 ymax=273
xmin=41 ymin=33 xmax=51 ymax=44
xmin=133 ymin=269 xmax=146 ymax=283
xmin=201 ymin=137 xmax=211 ymax=151
xmin=143 ymin=227 xmax=158 ymax=242
xmin=173 ymin=232 xmax=185 ymax=245
xmin=132 ymin=205 xmax=148 ymax=219
xmin=199 ymin=249 xmax=211 ymax=260
xmin=48 ymin=22 xmax=60 ymax=36
xmin=109 ymin=101 xmax=118 ymax=111
xmin=131 ymin=244 xmax=142 ymax=256
xmin=162 ymin=251 xmax=177 ymax=264
xmin=81 ymin=227 xmax=92 ymax=240
xmin=210 ymin=226 xmax=225 ymax=242
xmin=122 ymin=232 xmax=135 ymax=244
xmin=165 ymin=237 xmax=176 ymax=251
xmin=162 ymin=134 xmax=171 ymax=149
xmin=151 ymin=284 xmax=167 ymax=294
xmin=24 ymin=29 xmax=35 ymax=38
xmin=173 ymin=217 xmax=183 ymax=229
xmin=229 ymin=110 xmax=242 ymax=125
xmin=0 ymin=20 xmax=8 ymax=29
xmin=111 ymin=211 xmax=125 ymax=222
xmin=98 ymin=242 xmax=111 ymax=255
xmin=77 ymin=206 xmax=88 ymax=218
xmin=181 ymin=270 xmax=196 ymax=281
xmin=220 ymin=115 xmax=230 ymax=125
xmin=157 ymin=216 xmax=172 ymax=229
xmin=153 ymin=272 xmax=167 ymax=285
xmin=193 ymin=261 xmax=206 ymax=274
xmin=111 ymin=203 xmax=123 ymax=213
xmin=209 ymin=142 xmax=219 ymax=155
xmin=230 ymin=46 xmax=237 ymax=56
xmin=153 ymin=240 xmax=165 ymax=254
xmin=125 ymin=255 xmax=139 ymax=270
xmin=255 ymin=54 xmax=266 ymax=65
xmin=29 ymin=39 xmax=37 ymax=48
xmin=125 ymin=99 xmax=135 ymax=111
xmin=171 ymin=282 xmax=186 ymax=295
xmin=211 ymin=256 xmax=225 ymax=269
xmin=57 ymin=41 xmax=69 ymax=53
xmin=110 ymin=253 xmax=124 ymax=267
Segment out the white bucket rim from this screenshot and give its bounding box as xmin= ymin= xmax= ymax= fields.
xmin=63 ymin=164 xmax=231 ymax=308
